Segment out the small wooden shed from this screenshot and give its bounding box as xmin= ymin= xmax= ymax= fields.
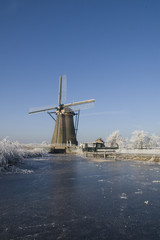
xmin=93 ymin=138 xmax=105 ymax=149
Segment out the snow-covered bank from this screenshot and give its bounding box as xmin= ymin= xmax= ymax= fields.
xmin=0 ymin=138 xmax=49 ymax=171
xmin=116 ymin=148 xmax=160 ymax=155
xmin=81 ymin=148 xmax=160 ymax=163
xmin=115 ymin=148 xmax=160 ymax=162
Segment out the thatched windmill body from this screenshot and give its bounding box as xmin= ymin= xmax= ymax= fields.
xmin=29 ymin=76 xmax=95 ymax=146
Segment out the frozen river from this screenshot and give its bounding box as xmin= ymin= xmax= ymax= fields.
xmin=0 ymin=154 xmax=160 ymax=240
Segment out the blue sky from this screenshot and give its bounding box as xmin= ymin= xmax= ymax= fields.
xmin=0 ymin=0 xmax=160 ymax=143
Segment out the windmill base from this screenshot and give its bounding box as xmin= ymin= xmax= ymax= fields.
xmin=50 ymin=145 xmax=78 ymax=154
xmin=50 ymin=146 xmax=66 ymax=154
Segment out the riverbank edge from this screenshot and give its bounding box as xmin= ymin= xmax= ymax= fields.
xmin=80 ymin=152 xmax=160 ymax=163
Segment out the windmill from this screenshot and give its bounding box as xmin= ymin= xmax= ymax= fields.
xmin=29 ymin=76 xmax=95 ymax=148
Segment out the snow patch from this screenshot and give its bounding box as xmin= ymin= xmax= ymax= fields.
xmin=4 ymin=166 xmax=34 ymax=174
xmin=120 ymin=193 xmax=128 ymax=199
xmin=135 ymin=190 xmax=143 ymax=194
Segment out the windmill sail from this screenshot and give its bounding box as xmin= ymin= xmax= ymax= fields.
xmin=29 ymin=105 xmax=57 ymax=114
xmin=58 ymin=75 xmax=67 ymax=105
xmin=64 ymin=99 xmax=95 ymax=108
xmin=58 ymin=76 xmax=62 ymax=105
xmin=68 ymin=101 xmax=95 ymax=111
xmin=61 ymin=75 xmax=67 ymax=103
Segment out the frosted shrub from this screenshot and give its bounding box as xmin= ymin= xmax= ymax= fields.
xmin=0 ymin=138 xmax=22 ymax=168
xmin=0 ymin=138 xmax=48 ymax=170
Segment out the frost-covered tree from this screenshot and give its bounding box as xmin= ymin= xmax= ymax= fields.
xmin=148 ymin=134 xmax=159 ymax=148
xmin=130 ymin=130 xmax=150 ymax=149
xmin=105 ymin=130 xmax=124 ymax=149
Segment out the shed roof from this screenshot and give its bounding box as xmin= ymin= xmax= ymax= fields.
xmin=93 ymin=138 xmax=104 ymax=144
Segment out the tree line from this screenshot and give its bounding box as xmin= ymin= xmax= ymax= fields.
xmin=105 ymin=130 xmax=160 ymax=149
